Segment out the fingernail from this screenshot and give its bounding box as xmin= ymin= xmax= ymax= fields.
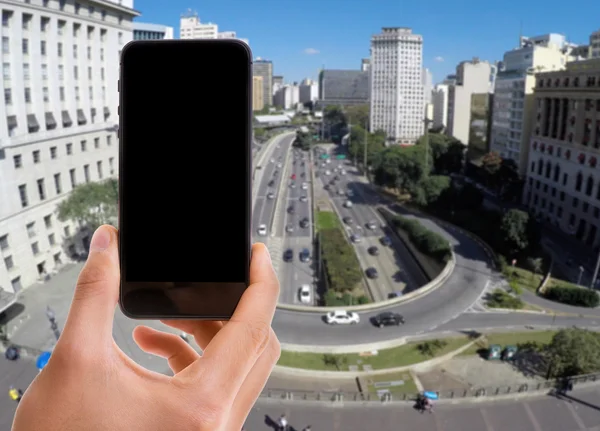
xmin=90 ymin=226 xmax=111 ymax=251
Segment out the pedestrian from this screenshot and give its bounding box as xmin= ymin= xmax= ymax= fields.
xmin=9 ymin=386 xmax=23 ymax=403
xmin=278 ymin=414 xmax=288 ymax=431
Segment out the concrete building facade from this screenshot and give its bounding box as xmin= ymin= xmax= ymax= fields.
xmin=490 ymin=34 xmax=574 ymax=173
xmin=179 ymin=11 xmax=248 ymax=45
xmin=432 ymin=84 xmax=449 ymax=129
xmin=252 ymin=75 xmax=264 ymax=111
xmin=369 ymin=27 xmax=423 ymax=145
xmin=523 ymin=58 xmax=600 ymax=249
xmin=446 ymin=58 xmax=493 ymax=146
xmin=253 ymin=59 xmax=273 ymax=107
xmin=318 ymin=69 xmax=369 ymax=107
xmin=133 ymin=22 xmax=173 ymax=40
xmin=299 ymin=78 xmax=318 ymax=104
xmin=0 ymin=0 xmax=138 ymax=294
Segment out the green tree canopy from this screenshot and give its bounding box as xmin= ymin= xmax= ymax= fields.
xmin=57 ymin=179 xmax=118 ymax=230
xmin=500 ymin=209 xmax=530 ymax=255
xmin=344 ymin=104 xmax=369 ymax=128
xmin=413 ymin=175 xmax=452 ymax=207
xmin=372 ymin=145 xmax=430 ymax=192
xmin=481 ymin=151 xmax=503 ymax=176
xmin=546 ymin=328 xmax=600 ymax=378
xmin=323 ymin=105 xmax=346 ymax=126
xmin=416 ymin=133 xmax=466 ymax=174
xmin=347 ymin=126 xmax=386 ymax=166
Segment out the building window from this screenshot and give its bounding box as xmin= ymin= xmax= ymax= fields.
xmin=4 ymin=255 xmax=14 ymax=270
xmin=81 ymin=140 xmax=87 ymax=152
xmin=84 ymin=164 xmax=90 ymax=183
xmin=41 ymin=40 xmax=46 ymax=56
xmin=31 ymin=242 xmax=39 ymax=255
xmin=32 ymin=150 xmax=40 ymax=163
xmin=48 ymin=233 xmax=56 ymax=246
xmin=24 ymin=88 xmax=31 ymax=103
xmin=587 ymin=176 xmax=595 ymax=196
xmin=94 ymin=138 xmax=100 ymax=149
xmin=37 ymin=178 xmax=46 ymax=200
xmin=553 ymin=165 xmax=560 ymax=182
xmin=26 ymin=222 xmax=36 ymax=238
xmin=69 ymin=168 xmax=76 ymax=188
xmin=50 ymin=146 xmax=57 ymax=159
xmin=13 ymin=155 xmax=22 ymax=169
xmin=576 ymin=172 xmax=583 ymax=191
xmin=22 ymin=38 xmax=28 ymax=54
xmin=54 ymin=173 xmax=62 ymax=194
xmin=97 ymin=161 xmax=103 ymax=179
xmin=66 ymin=142 xmax=72 ymax=155
xmin=4 ymin=88 xmax=10 ymax=105
xmin=64 ymin=226 xmax=71 ymax=237
xmin=57 ymin=42 xmax=62 ymax=57
xmin=11 ymin=277 xmax=22 ymax=292
xmin=44 ymin=214 xmax=52 ymax=228
xmin=106 ymin=135 xmax=112 ymax=146
xmin=0 ymin=235 xmax=8 ymax=251
xmin=109 ymin=157 xmax=114 ymax=175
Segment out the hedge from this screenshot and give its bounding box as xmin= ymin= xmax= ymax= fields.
xmin=544 ymin=285 xmax=600 ymax=308
xmin=391 ymin=215 xmax=452 ymax=264
xmin=319 ymin=228 xmax=363 ymax=295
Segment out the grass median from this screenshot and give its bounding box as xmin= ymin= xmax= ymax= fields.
xmin=316 ymin=211 xmax=340 ymax=230
xmin=278 ymin=337 xmax=470 ymax=371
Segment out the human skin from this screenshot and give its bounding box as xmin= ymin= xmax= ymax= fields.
xmin=12 ymin=225 xmax=281 ymax=431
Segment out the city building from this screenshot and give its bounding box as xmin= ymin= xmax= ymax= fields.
xmin=299 ymin=78 xmax=318 ymax=104
xmin=179 ymin=10 xmax=248 ymax=45
xmin=590 ymin=29 xmax=600 ymax=59
xmin=318 ymin=69 xmax=369 ymax=108
xmin=369 ymin=27 xmax=423 ymax=145
xmin=272 ymin=75 xmax=283 ymax=87
xmin=432 ymin=84 xmax=449 ymax=129
xmin=253 ymin=58 xmax=273 ymax=107
xmin=361 ymin=58 xmax=370 ymax=72
xmin=422 ymin=68 xmax=433 ymax=104
xmin=0 ymin=0 xmax=138 ymax=294
xmin=252 ymin=75 xmax=264 ymax=111
xmin=468 ymin=92 xmax=494 ymax=157
xmin=490 ymin=34 xmax=575 ymax=174
xmin=523 ymin=58 xmax=600 ymax=249
xmin=133 ymin=22 xmax=173 ymax=40
xmin=273 ymin=84 xmax=299 ymax=109
xmin=446 ymin=58 xmax=494 ymax=146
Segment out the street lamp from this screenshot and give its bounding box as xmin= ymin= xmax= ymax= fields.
xmin=577 ymin=266 xmax=585 ymax=286
xmin=590 ymin=250 xmax=600 ymax=289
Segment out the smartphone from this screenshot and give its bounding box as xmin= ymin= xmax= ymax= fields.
xmin=118 ymin=40 xmax=252 ymax=319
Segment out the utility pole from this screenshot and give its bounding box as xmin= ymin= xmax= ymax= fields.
xmin=590 ymin=251 xmax=600 ymax=289
xmin=363 ymin=120 xmax=368 ymax=174
xmin=423 ymin=117 xmax=430 ymax=174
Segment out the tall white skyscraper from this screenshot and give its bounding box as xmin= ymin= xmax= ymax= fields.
xmin=369 ymin=27 xmax=424 ymax=145
xmin=0 ymin=0 xmax=138 ymax=295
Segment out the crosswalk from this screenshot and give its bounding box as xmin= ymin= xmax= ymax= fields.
xmin=464 ymin=278 xmax=509 ymax=313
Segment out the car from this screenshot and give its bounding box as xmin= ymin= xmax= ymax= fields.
xmin=268 ymin=180 xmax=275 ymax=187
xmin=325 ymin=310 xmax=360 ymax=325
xmin=380 ymin=236 xmax=392 ymax=246
xmin=338 ymin=189 xmax=345 ymax=196
xmin=300 ymin=217 xmax=310 ymax=228
xmin=343 ymin=200 xmax=353 ymax=208
xmin=323 ymin=184 xmax=330 ymax=191
xmin=368 ymin=246 xmax=380 ymax=256
xmin=283 ymin=249 xmax=294 ymax=262
xmin=372 ymin=312 xmax=405 ymax=328
xmin=366 ymin=221 xmax=377 ymax=230
xmin=343 ymin=217 xmax=353 ymax=224
xmin=291 ymin=174 xmax=296 ymax=180
xmin=350 ymin=234 xmax=361 ymax=243
xmin=301 ymin=182 xmax=308 ymax=190
xmin=299 ymin=248 xmax=311 ymax=262
xmin=277 ymin=163 xmax=282 ymax=168
xmin=365 ymin=267 xmax=379 ymax=279
xmin=346 ymin=189 xmax=354 ymax=197
xmin=333 ymin=175 xmax=340 ymax=181
xmin=286 ymin=224 xmax=294 ymax=233
xmin=387 ymin=291 xmax=403 ymax=299
xmin=257 ymin=224 xmax=267 ymax=236
xmin=273 ymin=170 xmax=279 ymax=177
xmin=288 ymin=205 xmax=295 ymax=214
xmin=267 ymin=192 xmax=275 ymax=199
xmin=298 ymin=284 xmax=312 ymax=303
xmin=299 ymin=195 xmax=308 ymax=202
xmin=289 ymin=182 xmax=296 ymax=188
xmin=341 ymin=169 xmax=346 ymax=175
xmin=325 ymin=170 xmax=331 ymax=175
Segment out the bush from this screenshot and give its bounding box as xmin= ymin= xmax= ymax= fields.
xmin=545 ymin=286 xmax=600 ymax=308
xmin=391 ymin=215 xmax=451 ymax=263
xmin=417 ymin=339 xmax=448 ymax=357
xmin=320 ymin=228 xmax=363 ymax=294
xmin=486 ymin=289 xmax=524 ymax=309
xmin=508 ymin=279 xmax=523 ymax=296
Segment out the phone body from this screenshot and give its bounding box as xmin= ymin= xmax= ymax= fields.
xmin=118 ymin=40 xmax=253 ymax=319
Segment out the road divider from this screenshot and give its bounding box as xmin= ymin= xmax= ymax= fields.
xmin=276 ymin=240 xmax=455 ymax=313
xmin=270 ymin=136 xmax=294 ymax=237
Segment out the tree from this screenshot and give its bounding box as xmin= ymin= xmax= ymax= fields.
xmin=546 ymin=328 xmax=600 ymax=378
xmin=57 ymin=179 xmax=118 ymax=230
xmin=527 ymin=257 xmax=543 ymax=279
xmin=323 ymin=105 xmax=346 ymax=126
xmin=372 ymin=145 xmax=429 ymax=193
xmin=413 ymin=175 xmax=452 ymax=207
xmin=253 ymin=127 xmax=266 ymax=139
xmin=294 ymin=130 xmax=311 ymax=150
xmin=344 ymin=104 xmax=369 ymax=128
xmin=347 ymin=126 xmax=386 ymax=166
xmin=481 ymin=151 xmax=503 ymax=176
xmin=256 ymin=105 xmax=271 ymax=115
xmin=500 ymin=209 xmax=530 ymax=255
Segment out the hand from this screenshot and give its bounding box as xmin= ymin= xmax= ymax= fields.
xmin=12 ymin=225 xmax=281 ymax=431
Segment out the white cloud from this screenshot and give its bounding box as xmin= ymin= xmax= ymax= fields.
xmin=434 ymin=56 xmax=444 ymax=62
xmin=304 ymin=48 xmax=320 ymax=55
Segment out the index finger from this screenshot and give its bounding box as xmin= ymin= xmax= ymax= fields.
xmin=180 ymin=243 xmax=279 ymax=399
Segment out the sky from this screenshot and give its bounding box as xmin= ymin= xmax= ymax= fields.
xmin=133 ymin=0 xmax=599 ymax=84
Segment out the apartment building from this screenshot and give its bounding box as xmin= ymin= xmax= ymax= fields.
xmin=179 ymin=11 xmax=248 ymax=45
xmin=133 ymin=22 xmax=173 ymax=40
xmin=523 ymin=59 xmax=600 ymax=249
xmin=445 ymin=58 xmax=494 ymax=146
xmin=273 ymin=84 xmax=299 ymax=109
xmin=490 ymin=34 xmax=574 ymax=174
xmin=369 ymin=27 xmax=423 ymax=145
xmin=252 ymin=75 xmax=264 ymax=111
xmin=432 ymin=84 xmax=449 ymax=129
xmin=590 ymin=29 xmax=600 ymax=59
xmin=299 ymin=78 xmax=318 ymax=104
xmin=318 ymin=69 xmax=369 ymax=108
xmin=0 ymin=0 xmax=137 ymax=294
xmin=253 ymin=59 xmax=273 ymax=107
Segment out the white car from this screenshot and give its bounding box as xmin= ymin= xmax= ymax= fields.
xmin=325 ymin=310 xmax=360 ymax=325
xmin=257 ymin=224 xmax=267 ymax=236
xmin=366 ymin=221 xmax=377 ymax=230
xmin=277 ymin=163 xmax=282 ymax=168
xmin=343 ymin=200 xmax=353 ymax=208
xmin=324 ymin=170 xmax=331 ymax=176
xmin=350 ymin=234 xmax=361 ymax=243
xmin=301 ymin=182 xmax=308 ymax=190
xmin=299 ymin=195 xmax=308 ymax=202
xmin=298 ymin=285 xmax=312 ymax=304
xmin=267 ymin=192 xmax=275 ymax=199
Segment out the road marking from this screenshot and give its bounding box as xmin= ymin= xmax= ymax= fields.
xmin=479 ymin=408 xmax=496 ymax=431
xmin=523 ymin=402 xmax=544 ymax=431
xmin=564 ymin=400 xmax=587 ymax=430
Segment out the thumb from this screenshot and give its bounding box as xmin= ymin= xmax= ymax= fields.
xmin=59 ymin=225 xmax=120 ymax=352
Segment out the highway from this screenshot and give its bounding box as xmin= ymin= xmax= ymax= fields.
xmin=313 ymin=146 xmax=428 ymax=302
xmin=276 ymin=147 xmax=316 ymax=305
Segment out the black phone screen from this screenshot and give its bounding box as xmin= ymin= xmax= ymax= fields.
xmin=119 ymin=40 xmax=251 ymax=318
